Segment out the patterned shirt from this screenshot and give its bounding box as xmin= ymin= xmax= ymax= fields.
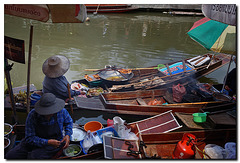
xmin=42 ymin=75 xmax=80 ymax=101
xmin=25 ymin=108 xmax=73 ymax=147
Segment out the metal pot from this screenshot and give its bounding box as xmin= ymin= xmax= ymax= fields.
xmin=63 ymin=144 xmax=82 ymax=157
xmin=98 ymin=69 xmax=134 ymax=85
xmin=4 ymin=137 xmax=10 ymax=149
xmin=4 ymin=123 xmax=13 ymax=137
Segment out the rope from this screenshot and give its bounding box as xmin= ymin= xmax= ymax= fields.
xmin=194 ymin=144 xmax=211 ymax=159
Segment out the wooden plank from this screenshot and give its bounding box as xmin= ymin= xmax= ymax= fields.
xmin=175 ymin=112 xmax=214 ymax=129
xmin=209 ymin=113 xmax=236 ymax=125
xmin=136 ymin=98 xmax=147 ymax=105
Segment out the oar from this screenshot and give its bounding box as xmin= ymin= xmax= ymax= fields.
xmin=93 ymin=4 xmax=100 ymax=15
xmin=67 ymin=83 xmax=73 ymax=114
xmin=165 ymin=100 xmax=224 ymax=106
xmin=85 ymin=67 xmax=157 ymax=71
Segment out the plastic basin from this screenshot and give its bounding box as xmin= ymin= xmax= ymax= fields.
xmin=192 ymin=112 xmax=209 ymax=123
xmin=84 ymin=121 xmax=103 ymax=132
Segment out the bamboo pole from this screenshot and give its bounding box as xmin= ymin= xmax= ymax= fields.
xmin=4 ymin=58 xmax=17 ymax=123
xmin=26 ymin=25 xmax=34 ymax=113
xmin=165 ymin=100 xmax=224 ymax=106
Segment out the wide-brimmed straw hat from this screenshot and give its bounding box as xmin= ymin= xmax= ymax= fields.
xmin=42 ymin=55 xmax=70 ymax=78
xmin=34 ymin=93 xmax=65 ymax=115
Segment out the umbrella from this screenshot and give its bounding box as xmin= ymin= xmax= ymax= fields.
xmin=188 ymin=16 xmax=236 ymax=94
xmin=187 ymin=17 xmax=236 ymax=55
xmin=4 ymin=4 xmax=87 ymax=23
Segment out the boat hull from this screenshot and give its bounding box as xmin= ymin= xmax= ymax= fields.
xmin=140 ymin=128 xmax=236 ymax=159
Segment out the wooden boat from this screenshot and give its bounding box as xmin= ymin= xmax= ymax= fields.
xmin=5 ymin=109 xmax=236 ymax=160
xmin=85 ymin=4 xmax=138 ymax=13
xmin=106 ymin=53 xmax=231 ymax=92
xmin=139 ymin=128 xmax=236 ymax=159
xmin=6 ymin=111 xmax=181 ymax=160
xmin=74 ymin=80 xmax=235 ymax=116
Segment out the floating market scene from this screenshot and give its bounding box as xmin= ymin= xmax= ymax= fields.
xmin=4 ymin=4 xmax=237 ymax=160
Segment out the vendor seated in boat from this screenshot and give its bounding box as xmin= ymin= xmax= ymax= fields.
xmin=42 ymin=55 xmax=85 ymax=101
xmin=5 ymin=93 xmax=73 ymax=159
xmin=223 ymin=56 xmax=236 ymax=97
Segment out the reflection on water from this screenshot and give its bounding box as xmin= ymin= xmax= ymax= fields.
xmin=4 ymin=12 xmax=232 ymax=90
xmin=4 ymin=12 xmax=211 ymax=89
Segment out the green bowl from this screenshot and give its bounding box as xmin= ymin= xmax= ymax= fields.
xmin=192 ymin=112 xmax=209 ymax=123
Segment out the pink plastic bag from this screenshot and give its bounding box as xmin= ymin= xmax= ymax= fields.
xmin=172 ymin=84 xmax=186 ymax=102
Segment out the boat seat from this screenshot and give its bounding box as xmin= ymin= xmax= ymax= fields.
xmin=136 ymin=98 xmax=147 ymax=105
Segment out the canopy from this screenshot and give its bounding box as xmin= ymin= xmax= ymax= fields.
xmin=4 ymin=4 xmax=87 ymax=23
xmin=187 ymin=17 xmax=236 ymax=55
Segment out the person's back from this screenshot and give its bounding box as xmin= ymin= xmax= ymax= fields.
xmin=41 ymin=55 xmax=81 ymax=101
xmin=225 ymin=68 xmax=236 ymax=96
xmin=42 ymin=76 xmax=69 ymax=100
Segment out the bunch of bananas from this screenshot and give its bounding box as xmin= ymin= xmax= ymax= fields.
xmin=14 ymin=90 xmax=32 ymax=106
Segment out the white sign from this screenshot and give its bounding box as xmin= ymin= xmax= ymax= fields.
xmin=202 ymin=4 xmax=236 ymax=26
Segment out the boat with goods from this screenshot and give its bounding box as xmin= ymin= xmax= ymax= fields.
xmin=74 ymin=80 xmax=235 ymax=116
xmin=83 ymin=53 xmax=231 ymax=92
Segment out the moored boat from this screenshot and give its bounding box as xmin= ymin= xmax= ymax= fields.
xmin=74 ymin=81 xmax=235 ymax=116
xmin=85 ymin=4 xmax=138 ymax=13
xmin=139 ymin=128 xmax=236 ymax=159
xmin=107 ymin=53 xmax=231 ymax=92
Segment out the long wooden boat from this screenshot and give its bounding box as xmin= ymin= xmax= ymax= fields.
xmin=85 ymin=4 xmax=138 ymax=13
xmin=139 ymin=128 xmax=236 ymax=159
xmin=5 ymin=111 xmax=236 ymax=160
xmin=107 ymin=53 xmax=231 ymax=92
xmin=5 ymin=111 xmax=181 ymax=160
xmin=74 ymin=81 xmax=235 ymax=116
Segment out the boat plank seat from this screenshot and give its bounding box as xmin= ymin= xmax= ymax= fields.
xmin=209 ymin=112 xmax=236 ymax=126
xmin=175 ymin=112 xmax=214 ymax=129
xmin=136 ymin=98 xmax=147 ymax=105
xmin=74 ymin=96 xmax=105 ymax=111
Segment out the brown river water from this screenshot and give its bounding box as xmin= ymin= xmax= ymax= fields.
xmin=4 ymin=12 xmax=235 ymax=124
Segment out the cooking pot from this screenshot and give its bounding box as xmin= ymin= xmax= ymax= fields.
xmin=98 ymin=69 xmax=134 ymax=85
xmin=4 ymin=137 xmax=10 ymax=149
xmin=4 ymin=123 xmax=13 ymax=137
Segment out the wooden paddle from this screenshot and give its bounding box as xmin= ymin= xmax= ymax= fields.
xmin=93 ymin=4 xmax=100 ymax=15
xmin=84 ymin=67 xmax=157 ymax=71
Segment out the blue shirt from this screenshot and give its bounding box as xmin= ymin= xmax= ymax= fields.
xmin=42 ymin=76 xmax=80 ymax=100
xmin=25 ymin=108 xmax=73 ymax=147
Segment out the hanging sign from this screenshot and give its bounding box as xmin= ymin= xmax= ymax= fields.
xmin=4 ymin=36 xmax=25 ymax=64
xmin=202 ymin=4 xmax=236 ymax=26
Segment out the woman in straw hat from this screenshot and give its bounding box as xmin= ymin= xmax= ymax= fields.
xmin=5 ymin=93 xmax=73 ymax=159
xmin=42 ymin=55 xmax=85 ymax=101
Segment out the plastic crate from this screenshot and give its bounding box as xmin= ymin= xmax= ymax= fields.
xmin=96 ymin=126 xmax=119 ymax=142
xmin=80 ymin=127 xmax=119 ymax=155
xmin=79 ymin=139 xmax=87 ymax=154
